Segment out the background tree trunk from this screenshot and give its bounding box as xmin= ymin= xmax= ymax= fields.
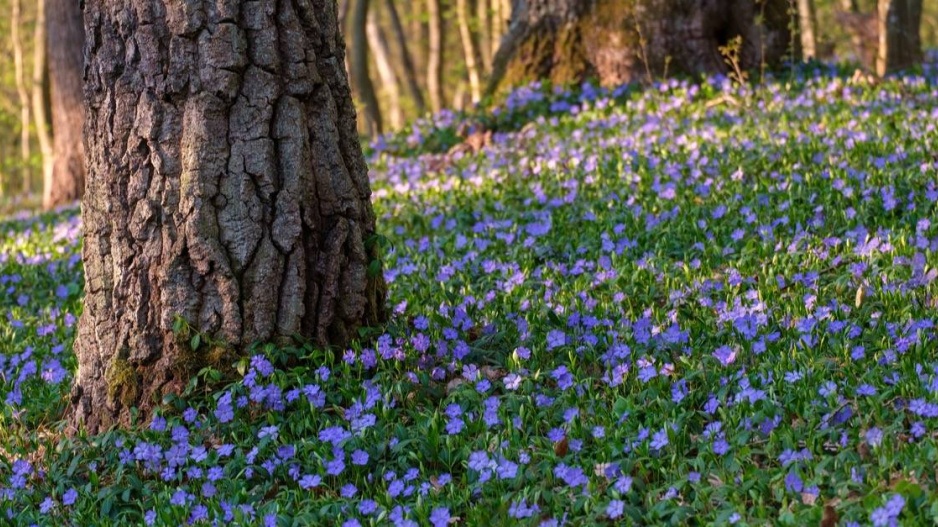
xmin=876 ymin=0 xmax=923 ymax=75
xmin=385 ymin=0 xmax=426 ymax=115
xmin=427 ymin=0 xmax=444 ymax=113
xmin=487 ymin=0 xmax=792 ymax=95
xmin=350 ymin=0 xmax=382 ymax=136
xmin=404 ymin=0 xmax=427 ymax=79
xmin=457 ymin=0 xmax=484 ymax=103
xmin=367 ymin=9 xmax=404 ymax=129
xmin=32 ymin=0 xmax=55 ymax=205
xmin=477 ymin=0 xmax=492 ymax=68
xmin=797 ymin=0 xmax=818 ymax=60
xmin=836 ymin=0 xmax=878 ymax=69
xmin=72 ymin=0 xmax=387 ymax=433
xmin=11 ymin=0 xmax=32 ymax=194
xmin=45 ymin=0 xmax=87 ymax=209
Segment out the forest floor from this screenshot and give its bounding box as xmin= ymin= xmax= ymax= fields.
xmin=2 ymin=63 xmax=938 ymax=526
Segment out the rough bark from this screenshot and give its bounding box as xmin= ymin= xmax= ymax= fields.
xmin=33 ymin=0 xmax=55 ymax=205
xmin=71 ymin=0 xmax=387 ymax=434
xmin=350 ymin=0 xmax=382 ymax=136
xmin=11 ymin=0 xmax=32 ymax=194
xmin=457 ymin=0 xmax=484 ymax=103
xmin=45 ymin=0 xmax=87 ymax=208
xmin=487 ymin=0 xmax=792 ymax=95
xmin=367 ymin=9 xmax=403 ymax=129
xmin=876 ymin=0 xmax=923 ymax=76
xmin=426 ymin=0 xmax=444 ymax=113
xmin=384 ymin=0 xmax=426 ymax=115
xmin=797 ymin=0 xmax=817 ymax=60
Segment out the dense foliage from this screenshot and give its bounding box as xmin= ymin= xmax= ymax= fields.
xmin=2 ymin=64 xmax=938 ymax=526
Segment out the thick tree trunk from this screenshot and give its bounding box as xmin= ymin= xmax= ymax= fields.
xmin=876 ymin=0 xmax=923 ymax=76
xmin=797 ymin=0 xmax=818 ymax=60
xmin=457 ymin=0 xmax=484 ymax=103
xmin=33 ymin=0 xmax=55 ymax=205
xmin=11 ymin=0 xmax=32 ymax=194
xmin=71 ymin=0 xmax=387 ymax=433
xmin=487 ymin=0 xmax=792 ymax=94
xmin=367 ymin=9 xmax=404 ymax=129
xmin=45 ymin=0 xmax=87 ymax=209
xmin=427 ymin=0 xmax=444 ymax=113
xmin=350 ymin=0 xmax=382 ymax=136
xmin=384 ymin=0 xmax=426 ymax=115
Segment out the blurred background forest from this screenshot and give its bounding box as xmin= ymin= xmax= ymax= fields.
xmin=0 ymin=0 xmax=936 ymax=210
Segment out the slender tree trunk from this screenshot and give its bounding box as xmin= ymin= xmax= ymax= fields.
xmin=11 ymin=0 xmax=32 ymax=194
xmin=876 ymin=0 xmax=923 ymax=76
xmin=404 ymin=0 xmax=427 ymax=78
xmin=427 ymin=0 xmax=444 ymax=113
xmin=45 ymin=0 xmax=87 ymax=209
xmin=350 ymin=0 xmax=382 ymax=136
xmin=491 ymin=0 xmax=505 ymax=60
xmin=477 ymin=0 xmax=492 ymax=67
xmin=339 ymin=0 xmax=352 ymax=28
xmin=384 ymin=0 xmax=426 ymax=115
xmin=457 ymin=0 xmax=484 ymax=103
xmin=488 ymin=0 xmax=791 ymax=95
xmin=71 ymin=0 xmax=387 ymax=433
xmin=367 ymin=9 xmax=404 ymax=129
xmin=0 ymin=142 xmax=6 ymax=198
xmin=797 ymin=0 xmax=818 ymax=60
xmin=32 ymin=0 xmax=55 ymax=208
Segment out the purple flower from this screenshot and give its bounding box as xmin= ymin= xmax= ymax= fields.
xmin=606 ymin=500 xmax=624 ymax=519
xmin=865 ymin=427 xmax=884 ymax=447
xmin=546 ymin=330 xmax=566 ymax=350
xmin=352 ymin=450 xmax=369 ymax=465
xmin=651 ymin=428 xmax=669 ymax=450
xmin=429 ymin=507 xmax=450 ymax=527
xmin=712 ymin=346 xmax=736 ymax=366
xmin=62 ymin=488 xmax=78 ymax=506
xmin=784 ymin=471 xmax=803 ymax=493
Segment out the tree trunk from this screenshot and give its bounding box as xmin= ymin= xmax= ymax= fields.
xmin=71 ymin=0 xmax=387 ymax=434
xmin=404 ymin=0 xmax=427 ymax=79
xmin=384 ymin=0 xmax=426 ymax=115
xmin=457 ymin=0 xmax=484 ymax=103
xmin=477 ymin=0 xmax=492 ymax=67
xmin=11 ymin=0 xmax=32 ymax=194
xmin=836 ymin=0 xmax=878 ymax=69
xmin=487 ymin=0 xmax=792 ymax=95
xmin=797 ymin=0 xmax=818 ymax=60
xmin=427 ymin=0 xmax=444 ymax=113
xmin=33 ymin=0 xmax=55 ymax=206
xmin=491 ymin=0 xmax=506 ymax=61
xmin=876 ymin=0 xmax=923 ymax=76
xmin=367 ymin=9 xmax=404 ymax=129
xmin=45 ymin=0 xmax=87 ymax=209
xmin=350 ymin=0 xmax=382 ymax=136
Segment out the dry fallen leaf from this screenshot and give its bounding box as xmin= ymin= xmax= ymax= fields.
xmin=554 ymin=436 xmax=569 ymax=457
xmin=821 ymin=504 xmax=839 ymax=527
